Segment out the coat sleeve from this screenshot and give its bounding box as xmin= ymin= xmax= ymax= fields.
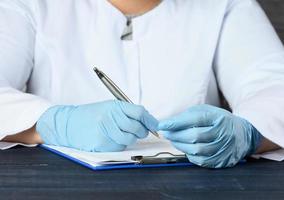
xmin=0 ymin=0 xmax=52 ymax=141
xmin=214 ymin=0 xmax=284 ymax=151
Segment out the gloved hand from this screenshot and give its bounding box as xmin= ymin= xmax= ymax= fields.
xmin=36 ymin=100 xmax=158 ymax=152
xmin=158 ymin=105 xmax=263 ymax=168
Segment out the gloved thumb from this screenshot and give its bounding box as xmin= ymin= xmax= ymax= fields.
xmin=158 ymin=118 xmax=180 ymax=131
xmin=158 ymin=111 xmax=191 ymax=131
xmin=117 ymin=101 xmax=159 ymax=132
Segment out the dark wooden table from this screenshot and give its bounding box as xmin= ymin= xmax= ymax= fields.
xmin=0 ymin=146 xmax=283 ymax=200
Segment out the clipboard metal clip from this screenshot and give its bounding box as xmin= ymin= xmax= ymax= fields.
xmin=131 ymin=152 xmax=189 ymax=165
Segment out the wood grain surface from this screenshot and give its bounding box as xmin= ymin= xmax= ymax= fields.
xmin=0 ymin=147 xmax=284 ymax=200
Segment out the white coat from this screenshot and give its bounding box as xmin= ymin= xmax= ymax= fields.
xmin=0 ymin=0 xmax=284 ymax=159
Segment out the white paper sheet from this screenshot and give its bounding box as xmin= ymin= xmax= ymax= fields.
xmin=252 ymin=149 xmax=284 ymax=161
xmin=2 ymin=138 xmax=284 ymax=163
xmin=42 ymin=135 xmax=183 ymax=167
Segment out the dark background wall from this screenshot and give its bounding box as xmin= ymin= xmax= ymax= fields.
xmin=258 ymin=0 xmax=284 ymax=43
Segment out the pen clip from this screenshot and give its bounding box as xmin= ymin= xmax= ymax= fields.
xmin=131 ymin=152 xmax=188 ymax=165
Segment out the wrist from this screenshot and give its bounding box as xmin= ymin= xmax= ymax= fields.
xmin=36 ymin=105 xmax=75 ymax=146
xmin=246 ymin=122 xmax=264 ymax=155
xmin=2 ymin=125 xmax=43 ymax=144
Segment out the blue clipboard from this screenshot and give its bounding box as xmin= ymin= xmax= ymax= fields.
xmin=40 ymin=144 xmax=195 ymax=171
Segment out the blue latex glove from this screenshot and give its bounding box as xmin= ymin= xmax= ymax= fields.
xmin=158 ymin=105 xmax=263 ymax=168
xmin=36 ymin=100 xmax=158 ymax=152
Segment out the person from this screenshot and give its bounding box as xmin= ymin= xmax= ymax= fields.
xmin=0 ymin=0 xmax=283 ymax=168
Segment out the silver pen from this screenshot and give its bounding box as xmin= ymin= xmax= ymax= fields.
xmin=93 ymin=67 xmax=160 ymax=138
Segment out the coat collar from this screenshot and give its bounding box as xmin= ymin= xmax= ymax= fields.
xmin=99 ymin=0 xmax=169 ymax=41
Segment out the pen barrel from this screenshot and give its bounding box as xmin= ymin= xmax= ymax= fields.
xmin=101 ymin=77 xmax=159 ymax=138
xmin=94 ymin=67 xmax=159 ymax=138
xmin=101 ymin=77 xmax=133 ymax=103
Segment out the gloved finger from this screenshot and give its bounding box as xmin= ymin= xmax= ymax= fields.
xmin=186 ymin=154 xmax=213 ymax=168
xmin=91 ymin=132 xmax=127 ymax=152
xmin=107 ymin=128 xmax=137 ymax=146
xmin=186 ymin=104 xmax=231 ymax=115
xmin=114 ymin=111 xmax=149 ymax=139
xmin=102 ymin=117 xmax=138 ymax=146
xmin=163 ymin=126 xmax=217 ymax=144
xmin=171 ymin=141 xmax=220 ymax=157
xmin=158 ymin=109 xmax=219 ymax=131
xmin=119 ymin=131 xmax=138 ymax=145
xmin=186 ymin=154 xmax=230 ymax=168
xmin=116 ymin=101 xmax=158 ymax=132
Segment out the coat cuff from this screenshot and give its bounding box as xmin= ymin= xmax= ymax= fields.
xmin=233 ymin=95 xmax=284 ymax=161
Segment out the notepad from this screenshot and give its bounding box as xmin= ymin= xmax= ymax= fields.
xmin=41 ymin=135 xmax=193 ymax=170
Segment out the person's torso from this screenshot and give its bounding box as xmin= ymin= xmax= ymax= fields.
xmin=27 ymin=0 xmax=230 ymax=119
